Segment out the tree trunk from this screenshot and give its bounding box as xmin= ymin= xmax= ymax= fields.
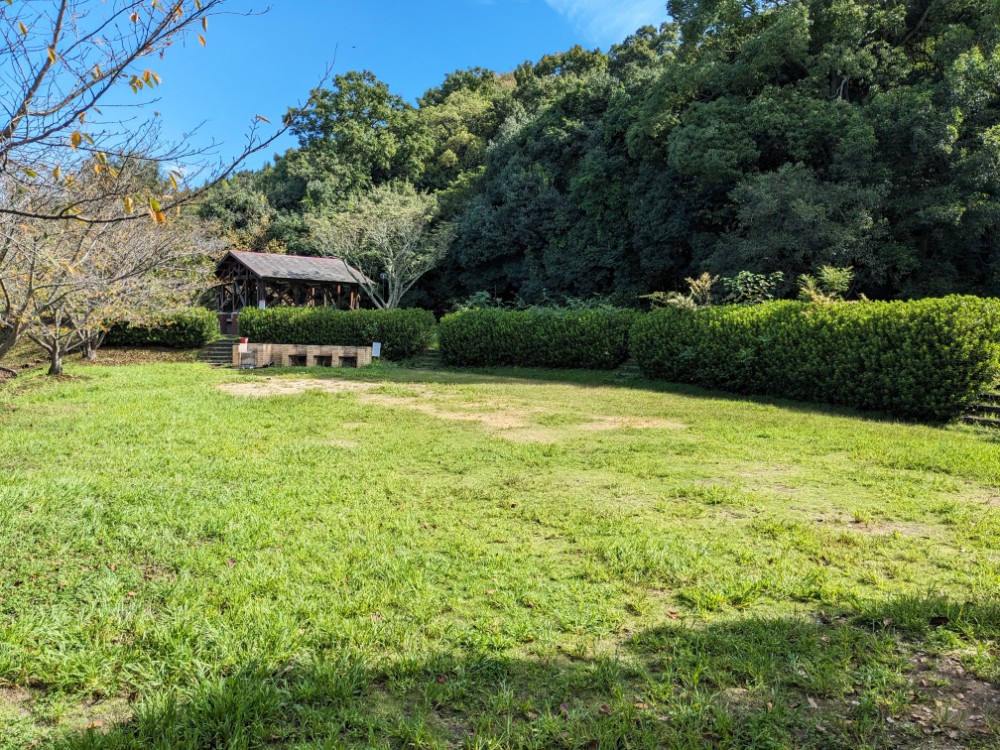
xmin=84 ymin=341 xmax=98 ymax=361
xmin=0 ymin=321 xmax=21 ymax=363
xmin=48 ymin=349 xmax=63 ymax=376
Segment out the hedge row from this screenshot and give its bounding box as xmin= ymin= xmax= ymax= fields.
xmin=630 ymin=297 xmax=1000 ymax=420
xmin=104 ymin=308 xmax=218 ymax=349
xmin=238 ymin=307 xmax=436 ymax=361
xmin=439 ymin=308 xmax=638 ymax=370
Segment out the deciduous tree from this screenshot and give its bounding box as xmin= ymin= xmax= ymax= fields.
xmin=308 ymin=183 xmax=452 ymax=309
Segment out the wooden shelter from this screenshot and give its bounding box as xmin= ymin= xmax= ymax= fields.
xmin=214 ymin=250 xmax=367 ymax=335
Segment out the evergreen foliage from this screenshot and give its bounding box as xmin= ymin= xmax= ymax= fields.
xmin=200 ymin=2 xmax=1000 ymax=306
xmin=238 ymin=307 xmax=436 ymax=360
xmin=630 ymin=297 xmax=1000 ymax=420
xmin=439 ymin=308 xmax=637 ymax=369
xmin=104 ymin=309 xmax=219 ymax=349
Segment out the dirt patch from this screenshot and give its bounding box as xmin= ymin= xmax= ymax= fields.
xmin=363 ymin=396 xmax=533 ymax=430
xmin=61 ymin=697 xmax=132 ymax=735
xmin=902 ymin=655 xmax=1000 ymax=741
xmin=842 ymin=518 xmax=936 ymax=539
xmin=0 ymin=685 xmax=30 ymax=717
xmin=578 ymin=416 xmax=686 ymax=432
xmin=221 ymin=378 xmax=686 ymax=441
xmin=326 ymin=439 xmax=360 ymax=449
xmin=219 ymin=378 xmax=381 ymax=398
xmin=362 ymin=394 xmax=687 ymax=441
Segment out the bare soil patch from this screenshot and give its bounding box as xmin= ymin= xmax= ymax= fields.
xmin=219 ymin=378 xmax=381 ymax=398
xmin=362 ymin=394 xmax=534 ymax=430
xmin=579 ymin=416 xmax=686 ymax=432
xmin=902 ymin=655 xmax=1000 ymax=742
xmin=220 ymin=378 xmax=686 ymax=441
xmin=0 ymin=685 xmax=30 ymax=717
xmin=843 ymin=519 xmax=936 ymax=539
xmin=326 ymin=439 xmax=360 ymax=449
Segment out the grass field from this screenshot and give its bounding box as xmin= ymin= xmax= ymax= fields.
xmin=1 ymin=357 xmax=999 ymax=748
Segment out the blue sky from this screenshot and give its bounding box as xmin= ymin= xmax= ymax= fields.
xmin=134 ymin=0 xmax=668 ymax=172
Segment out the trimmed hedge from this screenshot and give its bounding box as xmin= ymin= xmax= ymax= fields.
xmin=104 ymin=308 xmax=218 ymax=349
xmin=630 ymin=297 xmax=1000 ymax=421
xmin=238 ymin=307 xmax=436 ymax=361
xmin=439 ymin=308 xmax=638 ymax=370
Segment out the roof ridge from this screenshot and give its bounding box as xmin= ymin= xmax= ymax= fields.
xmin=231 ymin=249 xmax=347 ymax=262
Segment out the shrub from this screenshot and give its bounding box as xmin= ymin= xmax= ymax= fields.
xmin=629 ymin=297 xmax=1000 ymax=421
xmin=439 ymin=307 xmax=637 ymax=370
xmin=104 ymin=308 xmax=218 ymax=349
xmin=238 ymin=307 xmax=436 ymax=361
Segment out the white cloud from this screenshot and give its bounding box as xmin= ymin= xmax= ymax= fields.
xmin=545 ymin=0 xmax=667 ymax=46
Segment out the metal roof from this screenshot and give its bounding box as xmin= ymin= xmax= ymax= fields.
xmin=225 ymin=250 xmax=365 ymax=284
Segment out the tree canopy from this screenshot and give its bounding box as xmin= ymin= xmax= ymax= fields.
xmin=200 ymin=1 xmax=1000 ymax=306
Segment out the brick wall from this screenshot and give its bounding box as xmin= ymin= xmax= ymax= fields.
xmin=233 ymin=343 xmax=374 ymax=369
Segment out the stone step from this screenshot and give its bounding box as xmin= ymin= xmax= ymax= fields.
xmin=407 ymin=350 xmax=443 ymax=369
xmin=963 ymin=415 xmax=1000 ymax=429
xmin=196 ymin=337 xmax=238 ymax=365
xmin=614 ymin=359 xmax=643 ymax=378
xmin=971 ymin=403 xmax=1000 ymax=418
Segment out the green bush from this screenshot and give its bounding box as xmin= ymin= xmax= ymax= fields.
xmin=238 ymin=307 xmax=436 ymax=361
xmin=439 ymin=307 xmax=638 ymax=370
xmin=630 ymin=297 xmax=1000 ymax=421
xmin=104 ymin=308 xmax=218 ymax=349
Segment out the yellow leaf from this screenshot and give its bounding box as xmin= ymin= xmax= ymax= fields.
xmin=124 ymin=196 xmax=135 ymax=214
xmin=169 ymin=173 xmax=179 ymax=190
xmin=53 ymin=165 xmax=61 ymax=180
xmin=17 ymin=21 xmax=27 ymax=35
xmin=202 ymin=17 xmax=208 ymax=31
xmin=130 ymin=12 xmax=138 ymax=23
xmin=255 ymin=115 xmax=271 ymax=123
xmin=70 ymin=132 xmax=82 ymax=150
xmin=149 ymin=198 xmax=162 ymax=212
xmin=198 ymin=34 xmax=206 ymax=47
xmin=47 ymin=47 xmax=57 ymax=64
xmin=22 ymin=167 xmax=37 ymax=178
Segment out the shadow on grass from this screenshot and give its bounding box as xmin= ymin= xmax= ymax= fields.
xmin=57 ymin=596 xmax=1000 ymax=750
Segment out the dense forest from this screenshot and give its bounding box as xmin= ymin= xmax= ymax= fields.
xmin=199 ymin=0 xmax=1000 ymax=307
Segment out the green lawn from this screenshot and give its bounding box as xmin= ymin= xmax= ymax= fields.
xmin=1 ymin=360 xmax=999 ymax=748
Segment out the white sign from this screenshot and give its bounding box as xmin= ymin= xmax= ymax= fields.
xmin=372 ymin=342 xmax=382 ymax=358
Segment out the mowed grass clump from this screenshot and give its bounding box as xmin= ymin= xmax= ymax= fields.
xmin=1 ymin=362 xmax=999 ymax=748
